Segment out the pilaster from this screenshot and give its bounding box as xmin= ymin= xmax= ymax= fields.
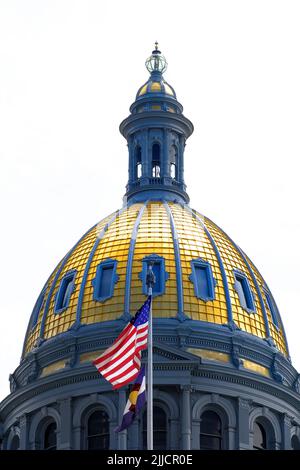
xmin=282 ymin=413 xmax=292 ymax=450
xmin=19 ymin=414 xmax=29 ymax=450
xmin=118 ymin=389 xmax=127 ymax=450
xmin=58 ymin=398 xmax=72 ymax=449
xmin=237 ymin=398 xmax=251 ymax=449
xmin=180 ymin=385 xmax=191 ymax=450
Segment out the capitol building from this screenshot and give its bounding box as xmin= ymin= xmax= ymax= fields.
xmin=1 ymin=45 xmax=300 ymax=450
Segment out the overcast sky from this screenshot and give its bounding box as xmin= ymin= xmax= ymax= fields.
xmin=0 ymin=0 xmax=299 ymax=401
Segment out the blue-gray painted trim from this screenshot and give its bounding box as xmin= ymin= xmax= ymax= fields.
xmin=123 ymin=202 xmax=148 ymax=319
xmin=240 ymin=248 xmax=290 ymax=358
xmin=21 ymin=269 xmax=59 ymax=359
xmin=38 ymin=223 xmax=98 ymax=342
xmin=74 ymin=208 xmax=127 ymax=327
xmin=233 ymin=268 xmax=256 ymax=314
xmin=207 ymin=218 xmax=272 ymax=340
xmin=92 ymin=259 xmax=119 ymax=303
xmin=188 ymin=207 xmax=234 ymax=324
xmin=164 ymin=202 xmax=186 ymax=321
xmin=54 ymin=269 xmax=77 ymax=314
xmin=139 ymin=254 xmax=169 ymax=297
xmin=189 ymin=258 xmax=216 ymax=301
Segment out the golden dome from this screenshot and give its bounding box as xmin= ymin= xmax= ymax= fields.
xmin=137 ymin=78 xmax=176 ymax=98
xmin=24 ymin=201 xmax=287 ymax=357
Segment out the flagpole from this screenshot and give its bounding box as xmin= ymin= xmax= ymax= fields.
xmin=146 ymin=262 xmax=155 ymax=451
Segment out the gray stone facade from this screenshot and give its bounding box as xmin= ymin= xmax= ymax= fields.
xmin=1 ymin=323 xmax=300 ymax=450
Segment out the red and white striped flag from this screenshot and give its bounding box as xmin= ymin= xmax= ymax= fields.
xmin=93 ymin=297 xmax=151 ymax=389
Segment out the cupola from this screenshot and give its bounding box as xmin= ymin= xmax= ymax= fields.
xmin=119 ymin=43 xmax=194 ymax=204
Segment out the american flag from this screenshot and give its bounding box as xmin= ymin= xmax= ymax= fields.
xmin=93 ymin=297 xmax=151 ymax=389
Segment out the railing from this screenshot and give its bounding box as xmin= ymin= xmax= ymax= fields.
xmin=129 ymin=178 xmax=183 ymax=189
xmin=148 ymin=177 xmax=163 ymax=185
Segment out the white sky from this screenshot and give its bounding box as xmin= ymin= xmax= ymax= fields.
xmin=0 ymin=0 xmax=299 ymax=401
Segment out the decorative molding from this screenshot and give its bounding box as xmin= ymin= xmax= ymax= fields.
xmin=188 ymin=208 xmax=234 ymax=324
xmin=271 ymin=353 xmax=284 ymax=383
xmin=91 ymin=259 xmax=119 ymax=303
xmin=123 ymin=202 xmax=148 ymax=317
xmin=233 ymin=269 xmax=256 ymax=314
xmin=231 ymin=343 xmax=243 ymax=369
xmin=54 ymin=270 xmax=77 ymax=314
xmin=188 ymin=258 xmax=216 ymax=301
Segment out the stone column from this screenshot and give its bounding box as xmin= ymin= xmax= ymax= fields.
xmin=163 ymin=128 xmax=169 ymax=178
xmin=145 ymin=129 xmax=150 ymax=178
xmin=128 ymin=135 xmax=134 ymax=183
xmin=73 ymin=425 xmax=82 ymax=450
xmin=282 ymin=414 xmax=292 ymax=450
xmin=118 ymin=389 xmax=127 ymax=450
xmin=237 ymin=398 xmax=251 ymax=450
xmin=58 ymin=398 xmax=72 ymax=449
xmin=180 ymin=385 xmax=191 ymax=450
xmin=169 ymin=417 xmax=178 ymax=450
xmin=19 ymin=414 xmax=29 ymax=450
xmin=179 ymin=135 xmax=185 ymax=184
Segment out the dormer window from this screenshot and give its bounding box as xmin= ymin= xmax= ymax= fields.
xmin=92 ymin=259 xmax=119 ymax=302
xmin=233 ymin=270 xmax=255 ymax=313
xmin=139 ymin=255 xmax=169 ymax=297
xmin=54 ymin=271 xmax=76 ymax=314
xmin=263 ymin=288 xmax=279 ymax=328
xmin=189 ymin=259 xmax=216 ymax=301
xmin=152 ymin=143 xmax=161 ymax=177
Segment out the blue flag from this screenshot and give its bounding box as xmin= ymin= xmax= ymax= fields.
xmin=115 ymin=365 xmax=146 ymax=432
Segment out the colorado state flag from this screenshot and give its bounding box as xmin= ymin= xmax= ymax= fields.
xmin=115 ymin=365 xmax=146 ymax=432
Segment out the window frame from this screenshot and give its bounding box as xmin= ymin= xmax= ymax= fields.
xmin=263 ymin=287 xmax=279 ymax=329
xmin=152 ymin=142 xmax=161 ymax=178
xmin=139 ymin=254 xmax=169 ymax=297
xmin=200 ymin=409 xmax=223 ymax=450
xmin=43 ymin=421 xmax=57 ymax=451
xmin=31 ymin=288 xmax=46 ymax=330
xmin=92 ymin=259 xmax=119 ymax=302
xmin=86 ymin=409 xmax=110 ymax=450
xmin=54 ymin=270 xmax=76 ymax=314
xmin=233 ymin=269 xmax=256 ymax=313
xmin=189 ymin=259 xmax=216 ymax=301
xmin=141 ymin=404 xmax=169 ymax=450
xmin=253 ymin=421 xmax=267 ymax=450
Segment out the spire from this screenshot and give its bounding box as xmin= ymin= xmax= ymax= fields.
xmin=120 ymin=45 xmax=194 ymax=205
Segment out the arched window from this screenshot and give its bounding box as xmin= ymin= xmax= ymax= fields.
xmin=291 ymin=435 xmax=300 ymax=450
xmin=200 ymin=410 xmax=222 ymax=450
xmin=135 ymin=146 xmax=142 ymax=179
xmin=152 ymin=143 xmax=161 ymax=177
xmin=253 ymin=421 xmax=267 ymax=450
xmin=170 ymin=145 xmax=178 ymax=179
xmin=87 ymin=410 xmax=109 ymax=450
xmin=43 ymin=422 xmax=57 ymax=451
xmin=142 ymin=406 xmax=167 ymax=450
xmin=10 ymin=435 xmax=20 ymax=450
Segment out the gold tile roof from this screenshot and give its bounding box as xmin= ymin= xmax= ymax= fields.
xmin=24 ymin=201 xmax=288 ymax=357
